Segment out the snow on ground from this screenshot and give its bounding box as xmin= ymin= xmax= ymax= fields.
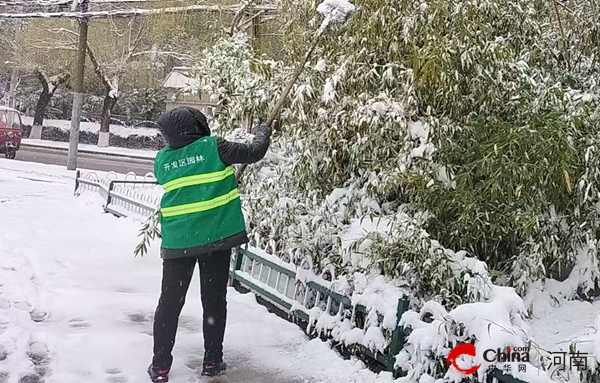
xmin=22 ymin=139 xmax=158 ymax=159
xmin=0 ymin=159 xmax=393 ymax=383
xmin=526 ymin=284 xmax=600 ymax=353
xmin=21 ymin=117 xmax=159 ymax=138
xmin=532 ymin=300 xmax=600 ymax=351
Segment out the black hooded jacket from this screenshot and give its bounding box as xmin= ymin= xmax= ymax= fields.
xmin=156 ymin=107 xmax=271 ymax=259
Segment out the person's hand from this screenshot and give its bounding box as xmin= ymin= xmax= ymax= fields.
xmin=272 ymin=119 xmax=281 ymax=133
xmin=252 ymin=120 xmax=271 ymax=138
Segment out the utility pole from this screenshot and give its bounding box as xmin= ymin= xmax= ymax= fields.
xmin=67 ymin=0 xmax=89 ymax=171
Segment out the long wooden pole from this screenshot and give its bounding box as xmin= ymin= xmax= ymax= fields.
xmin=235 ymin=27 xmax=326 ymax=181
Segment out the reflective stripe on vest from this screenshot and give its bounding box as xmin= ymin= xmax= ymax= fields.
xmin=162 ymin=166 xmax=235 ymax=193
xmin=161 ymin=189 xmax=240 ymax=218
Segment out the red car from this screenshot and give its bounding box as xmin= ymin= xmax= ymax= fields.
xmin=0 ymin=106 xmax=23 ymax=159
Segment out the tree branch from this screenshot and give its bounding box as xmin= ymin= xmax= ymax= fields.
xmin=0 ymin=3 xmax=278 ymax=19
xmin=48 ymin=27 xmax=78 ymax=36
xmin=131 ymin=50 xmax=194 ymax=61
xmin=86 ymin=42 xmax=111 ymax=89
xmin=229 ymin=0 xmax=256 ymax=36
xmin=238 ymin=9 xmax=266 ymax=32
xmin=126 ymin=18 xmax=147 ymax=61
xmin=48 ymin=72 xmax=70 ymax=94
xmin=35 ymin=69 xmax=50 ymax=93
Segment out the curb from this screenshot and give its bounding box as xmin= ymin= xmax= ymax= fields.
xmin=21 ymin=143 xmax=156 ymax=161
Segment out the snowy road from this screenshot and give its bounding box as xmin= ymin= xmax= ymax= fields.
xmin=0 ymin=159 xmax=389 ymax=383
xmin=15 ymin=146 xmax=154 ymax=175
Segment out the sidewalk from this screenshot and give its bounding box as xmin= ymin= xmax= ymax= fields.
xmin=22 ymin=138 xmax=158 ymax=160
xmin=0 ymin=160 xmax=391 ymax=383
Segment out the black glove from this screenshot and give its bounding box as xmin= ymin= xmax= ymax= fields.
xmin=252 ymin=121 xmax=272 ymax=138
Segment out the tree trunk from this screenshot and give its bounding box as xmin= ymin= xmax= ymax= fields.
xmin=33 ymin=91 xmax=52 ymax=126
xmin=100 ymin=93 xmax=118 ymax=133
xmin=32 ymin=70 xmax=70 ymax=138
xmin=98 ymin=91 xmax=118 ymax=147
xmin=8 ymin=68 xmax=19 ymax=109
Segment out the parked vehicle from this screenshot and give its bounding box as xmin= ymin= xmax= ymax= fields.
xmin=0 ymin=106 xmax=23 ymax=159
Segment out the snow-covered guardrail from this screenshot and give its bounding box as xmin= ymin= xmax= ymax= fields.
xmin=74 ymin=170 xmax=160 ymax=217
xmin=229 ymin=245 xmax=410 ymax=377
xmin=74 ymin=172 xmax=527 ymax=383
xmin=230 ymin=246 xmax=531 ymax=382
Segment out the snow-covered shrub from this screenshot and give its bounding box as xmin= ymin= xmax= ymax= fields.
xmin=201 ymin=0 xmax=600 ymax=297
xmin=187 ymin=33 xmax=293 ymax=133
xmin=187 ymin=0 xmax=600 ymax=379
xmin=114 ymin=87 xmax=166 ymax=122
xmin=398 ymin=284 xmax=532 ymax=383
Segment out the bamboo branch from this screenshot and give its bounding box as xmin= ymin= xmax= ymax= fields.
xmin=229 ymin=0 xmax=255 ymax=36
xmin=235 ymin=27 xmax=326 ymax=181
xmin=134 ymin=207 xmax=161 ymax=257
xmin=552 ymin=0 xmax=571 ymax=71
xmin=238 ymin=9 xmax=266 ymax=31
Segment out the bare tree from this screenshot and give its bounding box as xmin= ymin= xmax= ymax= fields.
xmin=0 ymin=19 xmax=25 ymax=108
xmin=5 ymin=19 xmax=73 ymax=137
xmin=86 ymin=18 xmax=147 ymax=146
xmin=33 ymin=69 xmax=70 ymax=126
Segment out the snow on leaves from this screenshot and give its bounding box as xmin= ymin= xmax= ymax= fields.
xmin=316 ymin=0 xmax=356 ymax=34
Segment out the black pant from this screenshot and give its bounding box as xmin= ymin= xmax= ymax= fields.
xmin=152 ymin=250 xmax=231 ymax=370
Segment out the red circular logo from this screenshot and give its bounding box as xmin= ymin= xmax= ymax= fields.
xmin=447 ymin=343 xmax=481 ymax=375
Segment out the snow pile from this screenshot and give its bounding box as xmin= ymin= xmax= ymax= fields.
xmin=398 ymin=284 xmax=532 ymax=382
xmin=315 ymin=58 xmax=327 ymax=72
xmin=544 ymin=245 xmax=600 ymax=300
xmin=351 ymin=274 xmax=407 ymax=331
xmin=568 ymin=316 xmax=600 ymax=376
xmin=410 ymin=120 xmax=430 ymax=145
xmin=291 ymin=270 xmax=406 ymax=355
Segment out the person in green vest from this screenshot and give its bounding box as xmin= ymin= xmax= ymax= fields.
xmin=148 ymin=107 xmax=271 ymax=382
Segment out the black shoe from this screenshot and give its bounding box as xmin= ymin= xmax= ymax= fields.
xmin=148 ymin=364 xmax=170 ymax=382
xmin=201 ymin=362 xmax=227 ymax=377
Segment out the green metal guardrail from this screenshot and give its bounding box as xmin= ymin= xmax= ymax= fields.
xmin=74 ymin=173 xmax=529 ymax=383
xmin=230 ymin=246 xmax=417 ymax=378
xmin=229 ymin=246 xmax=531 ymax=382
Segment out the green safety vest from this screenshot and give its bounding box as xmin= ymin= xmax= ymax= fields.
xmin=154 ymin=136 xmax=246 ymax=250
